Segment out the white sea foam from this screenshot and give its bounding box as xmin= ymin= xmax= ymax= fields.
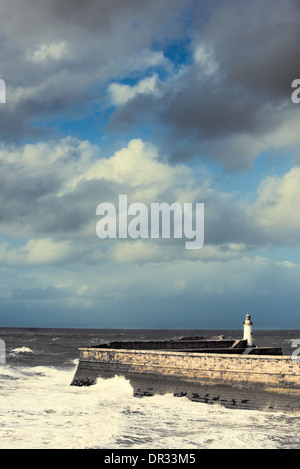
xmin=10 ymin=347 xmax=35 ymax=355
xmin=0 ymin=365 xmax=299 ymax=449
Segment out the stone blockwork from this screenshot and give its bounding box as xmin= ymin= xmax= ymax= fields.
xmin=72 ymin=348 xmax=300 ymax=412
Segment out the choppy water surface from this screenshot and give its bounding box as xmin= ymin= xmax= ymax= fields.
xmin=0 ymin=328 xmax=299 ymax=449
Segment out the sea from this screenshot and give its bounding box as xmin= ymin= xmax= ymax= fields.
xmin=0 ymin=327 xmax=299 ymax=450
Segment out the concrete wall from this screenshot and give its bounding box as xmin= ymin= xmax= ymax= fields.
xmin=73 ymin=348 xmax=300 ymax=411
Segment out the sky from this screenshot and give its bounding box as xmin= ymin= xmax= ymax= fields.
xmin=1 ymin=0 xmax=300 ymax=329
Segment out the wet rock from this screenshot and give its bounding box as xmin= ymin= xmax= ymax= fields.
xmin=71 ymin=377 xmax=95 ymax=386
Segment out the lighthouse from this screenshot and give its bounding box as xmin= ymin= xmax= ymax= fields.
xmin=243 ymin=313 xmax=253 ymax=346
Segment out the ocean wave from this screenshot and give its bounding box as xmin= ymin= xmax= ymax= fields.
xmin=0 ymin=366 xmax=299 ymax=449
xmin=10 ymin=347 xmax=36 ymax=355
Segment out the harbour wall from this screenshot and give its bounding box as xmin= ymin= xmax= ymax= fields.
xmin=72 ymin=348 xmax=300 ymax=412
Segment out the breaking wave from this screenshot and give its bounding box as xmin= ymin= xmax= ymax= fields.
xmin=10 ymin=347 xmax=36 ymax=355
xmin=0 ymin=364 xmax=299 ymax=449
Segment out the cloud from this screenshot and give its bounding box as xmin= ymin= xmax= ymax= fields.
xmin=0 ymin=0 xmax=300 ymax=328
xmin=253 ymin=167 xmax=300 ymax=244
xmin=73 ymin=138 xmax=192 ymax=200
xmin=1 ymin=136 xmax=300 ymax=273
xmin=27 ymin=42 xmax=68 ymax=63
xmin=0 ymin=238 xmax=79 ymax=266
xmin=108 ymin=75 xmax=160 ymax=106
xmin=0 ymin=0 xmax=188 ymax=141
xmin=108 ymin=0 xmax=300 ymax=170
xmin=0 ymin=135 xmax=299 ymax=327
xmin=2 ymin=0 xmax=299 ymax=174
xmin=0 ymin=137 xmax=115 ymax=238
xmin=2 ymin=250 xmax=300 ymax=327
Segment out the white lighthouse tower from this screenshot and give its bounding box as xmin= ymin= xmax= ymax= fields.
xmin=243 ymin=313 xmax=253 ymax=346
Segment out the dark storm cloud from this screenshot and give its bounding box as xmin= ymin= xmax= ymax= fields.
xmin=0 ymin=0 xmax=186 ymax=37
xmin=0 ymin=0 xmax=191 ymax=141
xmin=204 ymin=0 xmax=300 ymax=96
xmin=0 ymin=138 xmax=121 ymax=238
xmin=1 ymin=0 xmax=300 ymax=165
xmin=108 ymin=0 xmax=300 ymax=170
xmin=0 ymin=173 xmax=120 ymax=238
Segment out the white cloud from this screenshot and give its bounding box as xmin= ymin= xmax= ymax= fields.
xmin=1 ymin=136 xmax=300 ymax=272
xmin=108 ymin=74 xmax=160 ymax=105
xmin=69 ymin=138 xmax=195 ymax=202
xmin=194 ymin=43 xmax=218 ymax=76
xmin=253 ymin=167 xmax=300 ymax=242
xmin=27 ymin=42 xmax=68 ymax=62
xmin=0 ymin=238 xmax=79 ymax=266
xmin=106 ymin=240 xmax=248 ymax=265
xmin=276 ymin=260 xmax=296 ymax=268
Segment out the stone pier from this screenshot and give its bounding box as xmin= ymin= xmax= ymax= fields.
xmin=71 ymin=348 xmax=300 ymax=412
